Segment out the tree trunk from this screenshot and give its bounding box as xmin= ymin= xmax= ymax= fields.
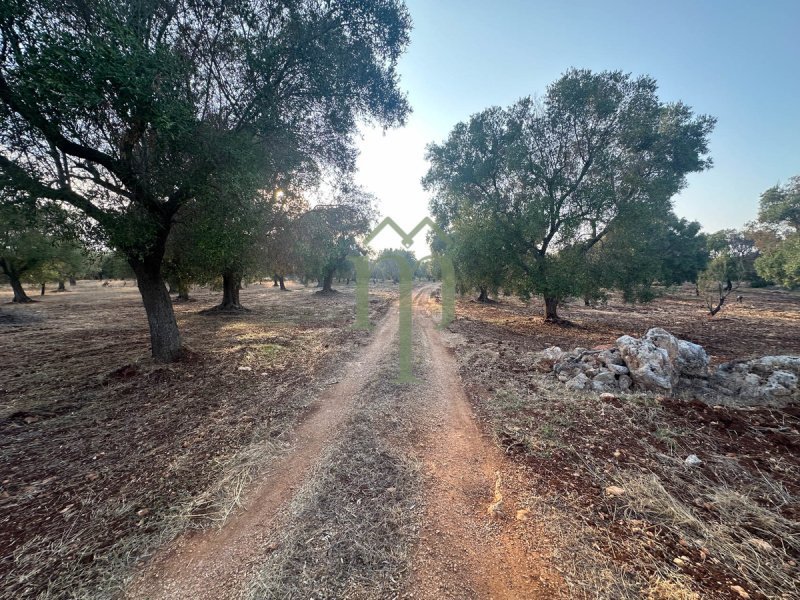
xmin=477 ymin=286 xmax=488 ymax=302
xmin=57 ymin=280 xmax=66 ymax=292
xmin=272 ymin=275 xmax=279 ymax=287
xmin=725 ymin=279 xmax=733 ymax=292
xmin=214 ymin=272 xmax=245 ymax=310
xmin=322 ymin=270 xmax=334 ymax=293
xmin=177 ymin=283 xmax=190 ymax=301
xmin=278 ymin=275 xmax=286 ymax=291
xmin=544 ymin=296 xmax=559 ymax=321
xmin=40 ymin=283 xmax=45 ymax=296
xmin=8 ymin=275 xmax=33 ymax=303
xmin=131 ymin=260 xmax=183 ymax=362
xmin=69 ymin=277 xmax=77 ymax=286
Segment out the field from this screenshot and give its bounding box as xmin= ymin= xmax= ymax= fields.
xmin=1 ymin=281 xmax=798 ymax=599
xmin=0 ymin=280 xmax=392 ymax=599
xmin=447 ymin=285 xmax=800 ymax=599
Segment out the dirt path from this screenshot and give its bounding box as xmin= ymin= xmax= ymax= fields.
xmin=405 ymin=286 xmax=560 ymax=598
xmin=127 ymin=307 xmax=401 ymax=600
xmin=128 ymin=285 xmax=560 ymax=599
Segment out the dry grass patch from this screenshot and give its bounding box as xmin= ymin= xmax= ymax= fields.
xmin=0 ymin=281 xmax=393 ymax=599
xmin=249 ymin=362 xmax=422 ymax=599
xmin=446 ymin=287 xmax=800 ymax=599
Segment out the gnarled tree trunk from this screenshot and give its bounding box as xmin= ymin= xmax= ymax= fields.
xmin=272 ymin=274 xmax=279 ymax=287
xmin=477 ymin=286 xmax=488 ymax=302
xmin=321 ymin=270 xmax=334 ymax=293
xmin=176 ymin=283 xmax=190 ymax=301
xmin=212 ymin=272 xmax=246 ymax=311
xmin=40 ymin=283 xmax=45 ymax=296
xmin=57 ymin=280 xmax=66 ymax=292
xmin=8 ymin=275 xmax=33 ymax=303
xmin=69 ymin=277 xmax=77 ymax=286
xmin=131 ymin=257 xmax=183 ymax=363
xmin=544 ymin=296 xmax=559 ymax=321
xmin=278 ymin=275 xmax=286 ymax=291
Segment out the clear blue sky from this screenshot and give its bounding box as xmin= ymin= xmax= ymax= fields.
xmin=356 ymin=0 xmax=799 ymax=254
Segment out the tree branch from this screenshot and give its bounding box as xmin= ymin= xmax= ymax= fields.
xmin=0 ymin=152 xmax=107 ymax=224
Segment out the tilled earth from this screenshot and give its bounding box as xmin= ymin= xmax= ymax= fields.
xmin=446 ymin=286 xmax=800 ymax=600
xmin=0 ymin=280 xmax=392 ymax=599
xmin=3 ymin=281 xmax=799 ymax=600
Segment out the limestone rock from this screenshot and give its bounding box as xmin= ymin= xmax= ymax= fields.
xmin=616 ymin=334 xmax=677 ymax=393
xmin=592 ymin=370 xmax=618 ymax=392
xmin=534 ymin=346 xmax=564 ymax=372
xmin=565 ymin=372 xmax=592 ymax=391
xmin=676 ymin=339 xmax=710 ymax=377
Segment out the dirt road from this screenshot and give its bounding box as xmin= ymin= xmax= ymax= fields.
xmin=129 ymin=285 xmax=560 ymax=599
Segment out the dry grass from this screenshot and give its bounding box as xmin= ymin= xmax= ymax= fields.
xmin=447 ymin=286 xmax=800 ymax=599
xmin=248 ymin=354 xmax=422 ymax=599
xmin=0 ymin=280 xmax=394 ymax=600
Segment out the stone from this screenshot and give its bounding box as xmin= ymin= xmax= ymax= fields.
xmin=565 ymin=372 xmax=591 ymax=391
xmin=618 ymin=374 xmax=633 ymax=391
xmin=607 ymin=363 xmax=630 ymax=375
xmin=616 ymin=334 xmax=677 ymax=393
xmin=676 ymin=339 xmax=710 ymax=377
xmin=684 ymin=454 xmax=702 ymax=467
xmin=769 ymin=370 xmax=798 ymax=390
xmin=711 ymin=355 xmax=800 ymax=408
xmin=599 ymin=349 xmax=626 ymax=367
xmin=644 ymin=327 xmax=680 ymax=363
xmin=534 ymin=346 xmax=564 ymax=372
xmin=592 ymin=370 xmax=618 ymax=392
xmin=555 ymin=361 xmax=585 ymax=381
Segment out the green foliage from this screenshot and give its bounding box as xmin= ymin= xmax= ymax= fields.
xmin=0 ymin=0 xmax=411 ymax=354
xmin=755 ymin=234 xmax=800 ymax=289
xmin=0 ymin=203 xmax=57 ymax=283
xmin=752 ymin=176 xmax=800 ymax=289
xmin=574 ymin=210 xmax=708 ymax=303
xmin=425 ymin=69 xmax=715 ymax=317
xmin=703 ymin=229 xmax=763 ymax=284
xmin=163 ymin=137 xmax=289 ymax=291
xmin=0 ymin=0 xmax=412 ymax=251
xmin=296 ymin=186 xmax=376 ymax=289
xmin=758 ymin=176 xmax=800 ymax=232
xmin=89 ymin=251 xmax=134 ymax=280
xmin=371 ymin=248 xmax=417 ymax=282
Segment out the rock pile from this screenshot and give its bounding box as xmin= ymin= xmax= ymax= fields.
xmin=710 ymin=356 xmax=800 ymax=408
xmin=535 ymin=328 xmax=799 ymax=408
xmin=534 ymin=327 xmax=707 ymax=394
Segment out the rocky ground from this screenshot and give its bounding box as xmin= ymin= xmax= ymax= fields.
xmin=446 ymin=285 xmax=800 ymax=599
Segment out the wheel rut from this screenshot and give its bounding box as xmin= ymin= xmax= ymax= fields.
xmin=127 ymin=286 xmax=561 ymax=599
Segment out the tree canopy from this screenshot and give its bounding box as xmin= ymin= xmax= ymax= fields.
xmin=425 ymin=69 xmax=715 ymax=319
xmin=754 ymin=175 xmax=800 ymax=289
xmin=758 ymin=176 xmax=800 ymax=232
xmin=296 ymin=186 xmax=376 ymax=292
xmin=0 ymin=0 xmax=411 ymax=360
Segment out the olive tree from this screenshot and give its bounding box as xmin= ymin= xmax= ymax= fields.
xmin=0 ymin=0 xmax=410 ymax=361
xmin=754 ymin=176 xmax=800 ymax=288
xmin=425 ymin=69 xmax=715 ymax=321
xmin=296 ymin=186 xmax=376 ymax=293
